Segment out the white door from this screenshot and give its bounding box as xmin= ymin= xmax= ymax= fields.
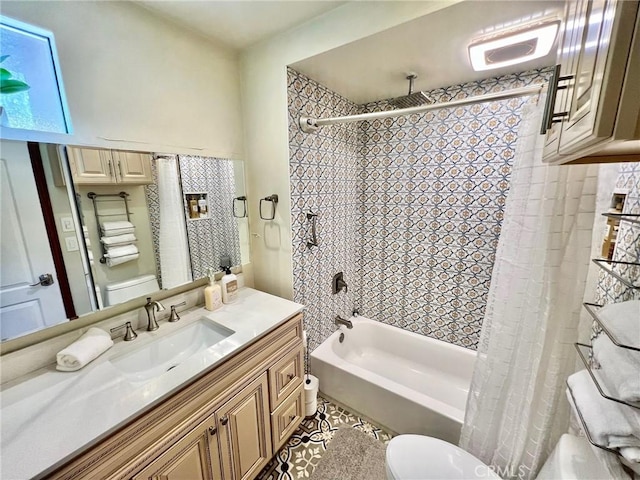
xmin=0 ymin=141 xmax=67 ymax=341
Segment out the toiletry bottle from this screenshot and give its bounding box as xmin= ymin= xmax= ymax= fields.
xmin=198 ymin=195 xmax=208 ymax=218
xmin=204 ymin=268 xmax=222 ymax=311
xmin=220 ymin=266 xmax=238 ymax=304
xmin=189 ymin=197 xmax=199 ymax=219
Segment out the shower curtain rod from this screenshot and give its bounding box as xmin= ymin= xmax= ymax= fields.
xmin=299 ymin=84 xmax=545 ymax=133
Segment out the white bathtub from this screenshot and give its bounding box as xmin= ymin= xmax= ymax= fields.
xmin=310 ymin=316 xmax=477 ymax=444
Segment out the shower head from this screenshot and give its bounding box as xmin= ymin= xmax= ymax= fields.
xmin=388 ymin=74 xmax=433 ymax=109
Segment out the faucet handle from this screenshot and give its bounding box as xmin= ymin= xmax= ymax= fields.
xmin=169 ymin=302 xmax=187 ymax=322
xmin=110 ymin=321 xmax=138 ymax=341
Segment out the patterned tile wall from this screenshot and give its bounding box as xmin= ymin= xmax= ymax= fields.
xmin=357 ymin=69 xmax=552 ymax=349
xmin=145 ymin=155 xmax=242 ymax=286
xmin=288 ymin=68 xmax=362 ymax=351
xmin=595 ymin=162 xmax=640 ymax=305
xmin=288 ymin=67 xmax=552 ymax=351
xmin=179 ymin=155 xmax=242 ymax=280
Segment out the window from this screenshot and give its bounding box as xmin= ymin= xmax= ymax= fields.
xmin=0 ymin=15 xmax=72 ymax=136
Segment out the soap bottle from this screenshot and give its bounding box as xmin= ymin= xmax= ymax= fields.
xmin=204 ymin=268 xmax=222 ymax=311
xmin=220 ymin=266 xmax=238 ymax=304
xmin=189 ymin=197 xmax=199 ymax=219
xmin=198 ymin=195 xmax=208 ymax=218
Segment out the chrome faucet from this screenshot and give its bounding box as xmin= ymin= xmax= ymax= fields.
xmin=335 ymin=315 xmax=353 ymax=329
xmin=144 ymin=297 xmax=165 ymax=331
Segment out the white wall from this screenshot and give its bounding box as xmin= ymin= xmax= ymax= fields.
xmin=1 ymin=1 xmax=243 ymax=159
xmin=240 ymin=1 xmax=463 ymax=299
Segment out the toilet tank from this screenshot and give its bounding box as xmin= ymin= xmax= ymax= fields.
xmin=104 ymin=274 xmax=159 ymax=306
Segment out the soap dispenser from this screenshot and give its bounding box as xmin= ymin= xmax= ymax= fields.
xmin=204 ymin=267 xmax=222 ymax=311
xmin=220 ymin=266 xmax=238 ymax=304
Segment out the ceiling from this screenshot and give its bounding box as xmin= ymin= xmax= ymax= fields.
xmin=136 ymin=1 xmax=346 ymax=50
xmin=292 ymin=0 xmax=565 ymax=104
xmin=136 ymin=1 xmax=565 ymax=105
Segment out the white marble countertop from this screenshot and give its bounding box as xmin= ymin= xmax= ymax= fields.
xmin=0 ymin=288 xmax=303 ymax=480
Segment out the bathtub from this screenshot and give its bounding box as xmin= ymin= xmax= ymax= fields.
xmin=310 ymin=316 xmax=477 ymax=444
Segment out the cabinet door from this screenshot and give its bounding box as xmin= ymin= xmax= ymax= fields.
xmin=66 ymin=146 xmax=115 ymax=184
xmin=112 ymin=150 xmax=153 ymax=184
xmin=558 ymin=0 xmax=638 ymax=154
xmin=542 ymin=1 xmax=580 ymax=161
xmin=217 ymin=373 xmax=272 ymax=480
xmin=133 ymin=415 xmax=223 ymax=480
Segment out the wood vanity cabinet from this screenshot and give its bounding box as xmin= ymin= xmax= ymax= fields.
xmin=47 ymin=314 xmax=304 ymax=480
xmin=67 ymin=146 xmax=153 ymax=185
xmin=541 ymin=0 xmax=640 ymax=164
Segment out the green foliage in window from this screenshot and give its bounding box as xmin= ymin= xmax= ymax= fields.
xmin=0 ymin=55 xmax=30 ymax=94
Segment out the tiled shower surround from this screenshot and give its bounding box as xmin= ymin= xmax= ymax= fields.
xmin=596 ymin=162 xmax=640 ymax=304
xmin=288 ymin=67 xmax=552 ymax=351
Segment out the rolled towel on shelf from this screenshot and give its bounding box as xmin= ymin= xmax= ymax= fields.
xmin=104 ymin=244 xmax=139 ymax=258
xmin=101 ymin=233 xmax=137 ymax=246
xmin=598 ymin=300 xmax=640 ymax=347
xmin=56 ymin=328 xmax=113 ymax=371
xmin=621 ymin=447 xmax=640 ymax=463
xmin=567 ymin=370 xmax=640 ymax=450
xmin=106 ymin=253 xmax=139 ymax=267
xmin=593 ymin=334 xmax=640 ymax=402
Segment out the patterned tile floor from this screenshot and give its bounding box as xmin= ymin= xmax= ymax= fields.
xmin=257 ymin=396 xmax=393 ymax=479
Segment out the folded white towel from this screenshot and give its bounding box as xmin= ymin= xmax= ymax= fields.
xmin=104 ymin=244 xmax=138 ymax=258
xmin=56 ymin=328 xmax=113 ymax=371
xmin=593 ymin=334 xmax=640 ymax=402
xmin=598 ymin=300 xmax=640 ymax=348
xmin=106 ymin=253 xmax=139 ymax=267
xmin=567 ymin=370 xmax=640 ymax=449
xmin=101 ymin=221 xmax=134 ymax=231
xmin=101 ymin=233 xmax=137 ymax=246
xmin=101 ymin=227 xmax=135 ymax=237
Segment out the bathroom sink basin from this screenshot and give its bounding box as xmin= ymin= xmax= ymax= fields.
xmin=110 ymin=319 xmax=234 ymax=385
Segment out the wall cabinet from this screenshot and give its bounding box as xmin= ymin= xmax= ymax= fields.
xmin=67 ymin=147 xmax=153 ymax=185
xmin=542 ymin=0 xmax=640 ymax=164
xmin=47 ymin=314 xmax=305 ymax=480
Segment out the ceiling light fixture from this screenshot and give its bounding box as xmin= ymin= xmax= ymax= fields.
xmin=468 ymin=20 xmax=560 ymax=71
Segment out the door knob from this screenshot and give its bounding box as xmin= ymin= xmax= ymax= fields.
xmin=220 ymin=416 xmax=229 ymax=426
xmin=29 ymin=273 xmax=54 ymax=287
xmin=208 ymin=426 xmax=217 ymax=436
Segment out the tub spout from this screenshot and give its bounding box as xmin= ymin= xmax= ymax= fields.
xmin=335 ymin=315 xmax=353 ymax=329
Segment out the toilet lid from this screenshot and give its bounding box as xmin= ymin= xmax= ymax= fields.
xmin=386 ymin=435 xmax=501 ymax=480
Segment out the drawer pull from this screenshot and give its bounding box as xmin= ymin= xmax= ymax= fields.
xmin=208 ymin=426 xmax=217 ymax=436
xmin=220 ymin=416 xmax=229 ymax=426
xmin=287 ymin=373 xmax=295 ymax=381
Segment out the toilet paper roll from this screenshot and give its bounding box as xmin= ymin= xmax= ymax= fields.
xmin=304 ymin=375 xmax=319 ymax=402
xmin=305 ymin=397 xmax=318 ymax=417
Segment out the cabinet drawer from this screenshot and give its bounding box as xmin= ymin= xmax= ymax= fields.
xmin=268 ymin=345 xmax=303 ymax=409
xmin=270 ymin=383 xmax=304 ymax=452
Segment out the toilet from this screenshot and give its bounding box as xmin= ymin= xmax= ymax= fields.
xmin=104 ymin=274 xmax=159 ymax=306
xmin=386 ymin=433 xmax=614 ymax=480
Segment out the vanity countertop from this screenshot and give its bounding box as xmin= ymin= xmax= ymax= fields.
xmin=0 ymin=287 xmax=303 ymax=480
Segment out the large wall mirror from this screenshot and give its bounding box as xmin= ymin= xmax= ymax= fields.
xmin=0 ymin=140 xmax=249 ymax=343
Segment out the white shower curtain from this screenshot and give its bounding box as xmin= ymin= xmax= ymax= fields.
xmin=157 ymin=156 xmax=192 ymax=289
xmin=459 ymin=102 xmax=598 ymax=479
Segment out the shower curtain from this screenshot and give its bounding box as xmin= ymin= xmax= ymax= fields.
xmin=459 ymin=102 xmax=598 ymax=479
xmin=156 ymin=156 xmax=192 ymax=289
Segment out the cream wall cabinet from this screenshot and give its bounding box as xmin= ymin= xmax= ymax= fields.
xmin=67 ymin=147 xmax=153 ymax=185
xmin=47 ymin=314 xmax=304 ymax=480
xmin=542 ymin=0 xmax=640 ymax=164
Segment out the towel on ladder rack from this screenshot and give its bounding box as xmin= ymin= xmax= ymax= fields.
xmin=101 ymin=233 xmax=137 ymax=246
xmin=100 ymin=221 xmax=135 ymax=237
xmin=104 ymin=244 xmax=139 ymax=258
xmin=105 ymin=253 xmax=139 ymax=267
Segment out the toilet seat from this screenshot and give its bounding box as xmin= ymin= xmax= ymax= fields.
xmin=385 ymin=435 xmax=501 ymax=480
